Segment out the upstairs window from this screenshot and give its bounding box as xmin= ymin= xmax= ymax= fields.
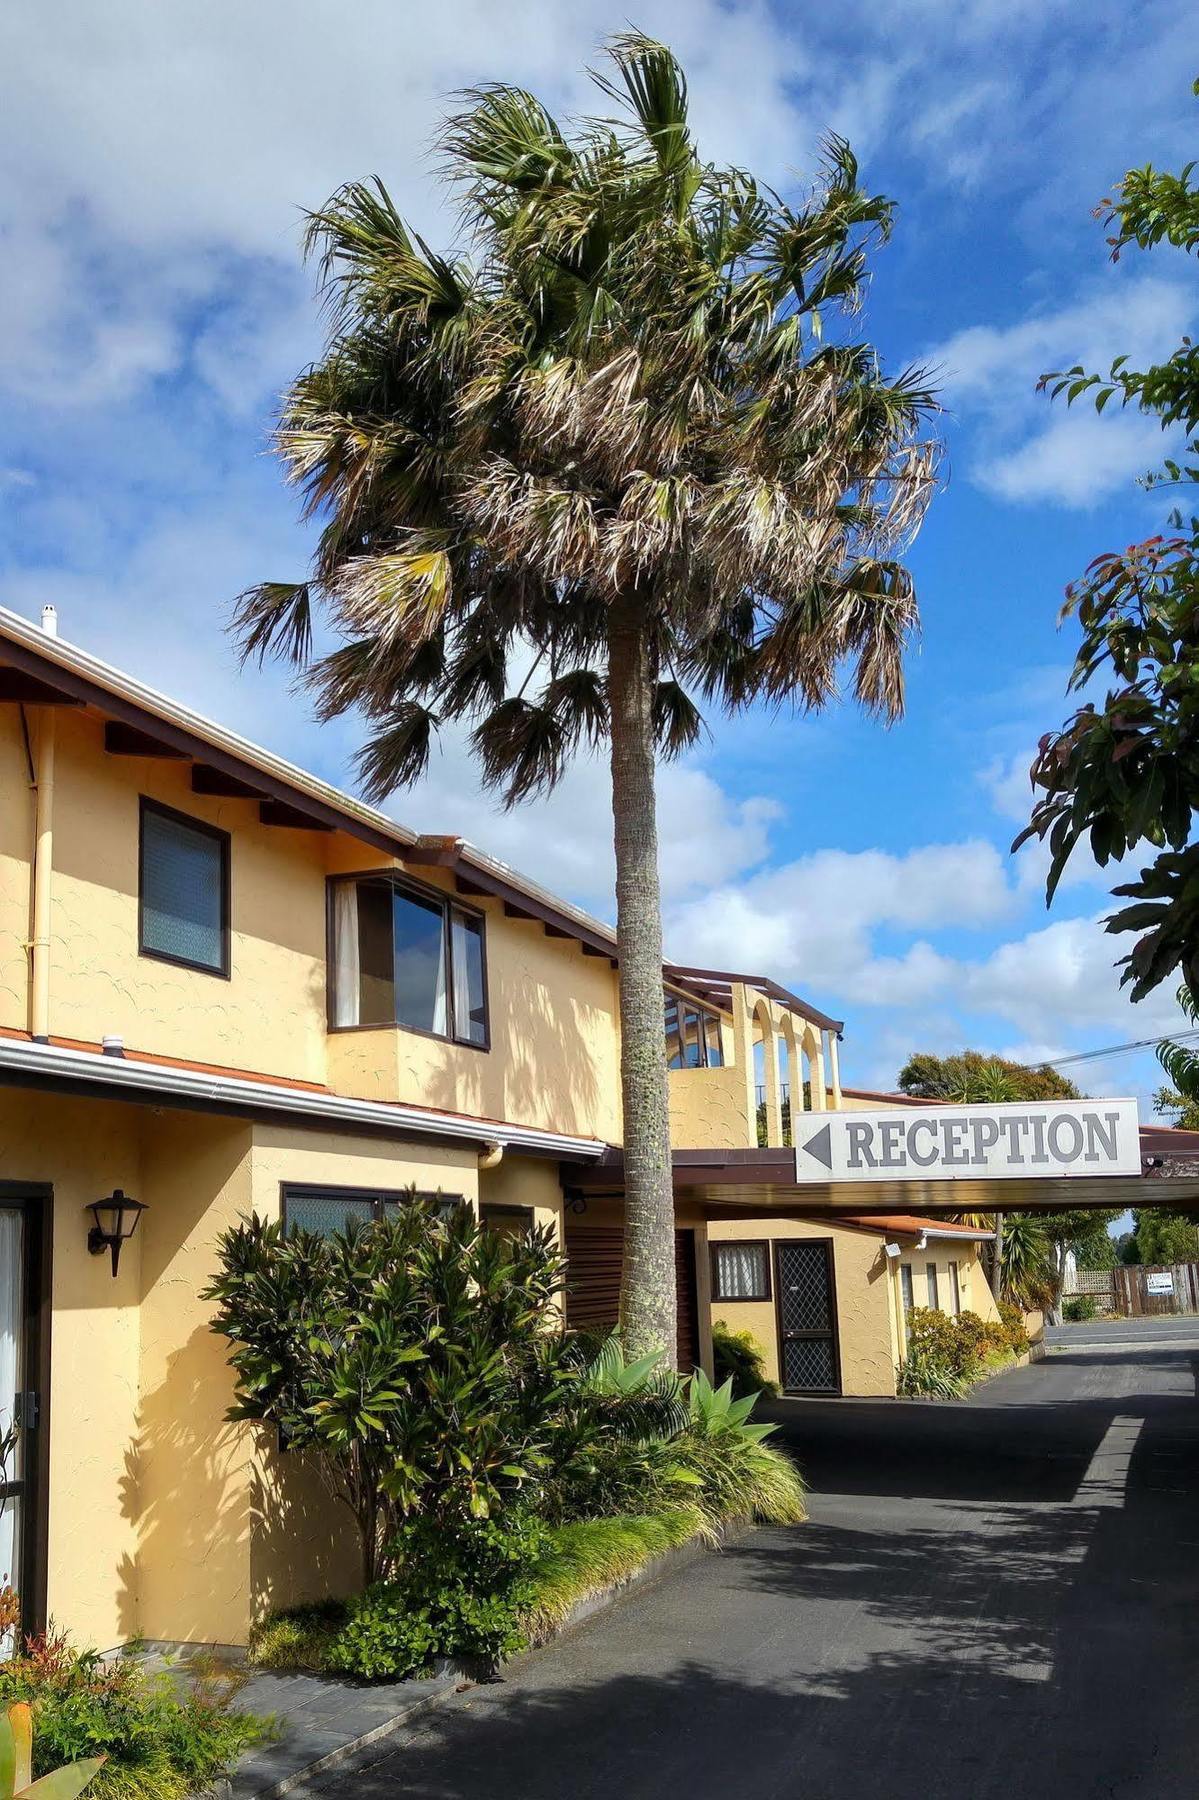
xmin=329 ymin=874 xmax=488 ymax=1047
xmin=664 ymin=995 xmax=724 ymax=1069
xmin=139 ymin=799 xmax=230 ymax=977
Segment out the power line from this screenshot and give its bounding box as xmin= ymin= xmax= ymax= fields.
xmin=1046 ymin=1027 xmax=1199 ymax=1070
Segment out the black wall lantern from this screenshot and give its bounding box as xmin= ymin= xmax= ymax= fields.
xmin=87 ymin=1188 xmax=147 ymax=1276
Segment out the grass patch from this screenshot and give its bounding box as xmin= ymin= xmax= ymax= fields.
xmin=522 ymin=1509 xmax=702 ymax=1641
xmin=677 ymin=1434 xmax=807 ymax=1530
xmin=247 ymin=1600 xmax=348 ymax=1674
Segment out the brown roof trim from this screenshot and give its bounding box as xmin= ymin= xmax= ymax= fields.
xmin=0 ymin=1025 xmax=600 ymax=1150
xmin=663 ymin=964 xmax=843 ymax=1036
xmin=838 ymin=1087 xmax=945 ymax=1106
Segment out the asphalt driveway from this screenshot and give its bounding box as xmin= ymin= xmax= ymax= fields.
xmin=299 ymin=1326 xmax=1199 ymax=1799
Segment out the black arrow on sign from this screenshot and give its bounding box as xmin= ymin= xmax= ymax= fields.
xmin=801 ymin=1123 xmax=833 ymax=1169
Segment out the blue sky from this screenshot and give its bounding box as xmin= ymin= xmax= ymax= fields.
xmin=1 ymin=0 xmax=1195 ymax=1112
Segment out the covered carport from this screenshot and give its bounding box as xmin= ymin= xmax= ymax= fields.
xmin=562 ymin=1104 xmax=1199 ymax=1396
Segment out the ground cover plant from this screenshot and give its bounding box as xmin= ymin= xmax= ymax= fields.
xmin=0 ymin=1636 xmax=267 ymax=1800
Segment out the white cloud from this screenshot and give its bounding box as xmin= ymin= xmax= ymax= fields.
xmin=665 ymin=839 xmax=1015 ymax=993
xmin=933 ymin=276 xmax=1193 ymax=507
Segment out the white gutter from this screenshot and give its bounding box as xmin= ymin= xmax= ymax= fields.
xmin=914 ymin=1227 xmax=996 ymax=1246
xmin=0 ymin=1037 xmax=606 ymax=1161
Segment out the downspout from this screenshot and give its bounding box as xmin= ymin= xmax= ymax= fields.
xmin=29 ymin=711 xmax=56 ymax=1042
xmin=28 ymin=606 xmax=58 ymax=1043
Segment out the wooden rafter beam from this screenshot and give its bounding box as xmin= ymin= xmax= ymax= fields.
xmin=0 ymin=668 xmax=83 ymax=705
xmin=259 ymin=799 xmax=332 ymax=831
xmin=104 ymin=720 xmax=188 ymax=758
xmin=191 ymin=763 xmax=267 ymax=800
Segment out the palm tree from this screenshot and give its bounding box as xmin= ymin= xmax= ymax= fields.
xmin=232 ymin=35 xmax=939 ymax=1359
xmin=996 ymin=1212 xmax=1055 ymax=1311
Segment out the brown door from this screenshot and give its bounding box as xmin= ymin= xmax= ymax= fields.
xmin=0 ymin=1185 xmax=51 ymax=1640
xmin=775 ymin=1238 xmax=840 ymax=1394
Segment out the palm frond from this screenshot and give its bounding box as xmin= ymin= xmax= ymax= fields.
xmin=230 ymin=582 xmax=313 ymax=668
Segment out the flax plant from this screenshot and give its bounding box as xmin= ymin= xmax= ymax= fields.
xmin=233 ymin=34 xmax=940 ymax=1358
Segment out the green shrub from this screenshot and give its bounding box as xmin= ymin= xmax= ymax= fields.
xmin=325 ymin=1512 xmax=549 ymax=1681
xmin=204 ymin=1196 xmax=570 ymax=1582
xmin=998 ymin=1299 xmax=1032 ymax=1354
xmin=712 ymin=1323 xmax=778 ymax=1399
xmin=1063 ymin=1295 xmax=1097 ymax=1323
xmin=0 ymin=1636 xmax=267 ymax=1800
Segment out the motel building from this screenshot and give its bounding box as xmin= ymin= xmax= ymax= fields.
xmin=2 ymin=603 xmax=1198 ymax=1654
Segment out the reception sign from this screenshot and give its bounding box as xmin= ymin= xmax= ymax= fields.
xmin=794 ymin=1099 xmax=1141 ymax=1185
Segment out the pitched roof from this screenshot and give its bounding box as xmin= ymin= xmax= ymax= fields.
xmin=0 ymin=606 xmax=838 ymax=1030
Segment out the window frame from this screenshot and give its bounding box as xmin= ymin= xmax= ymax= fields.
xmin=325 ymin=868 xmax=490 ymax=1052
xmin=710 ymin=1239 xmax=772 ymax=1303
xmin=280 ymin=1181 xmax=465 ymax=1235
xmin=948 ymin=1259 xmax=961 ymax=1316
xmin=665 ymin=988 xmax=725 ymax=1070
xmin=899 ymin=1263 xmax=914 ymax=1313
xmin=926 ymin=1262 xmax=940 ymax=1310
xmin=138 ymin=796 xmax=231 ymax=980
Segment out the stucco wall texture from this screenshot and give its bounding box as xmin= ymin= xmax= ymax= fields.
xmin=0 ymin=1087 xmax=518 ymax=1650
xmin=0 ymin=706 xmax=624 ymax=1142
xmin=707 ymin=1216 xmax=900 ymax=1398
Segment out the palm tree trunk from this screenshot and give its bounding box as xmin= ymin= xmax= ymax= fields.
xmin=607 ymin=592 xmax=677 ymax=1364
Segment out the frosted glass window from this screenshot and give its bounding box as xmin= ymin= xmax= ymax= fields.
xmin=712 ymin=1242 xmax=771 ymax=1302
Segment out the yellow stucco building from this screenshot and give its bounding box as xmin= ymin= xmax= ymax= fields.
xmin=0 ymin=604 xmax=1012 ymax=1653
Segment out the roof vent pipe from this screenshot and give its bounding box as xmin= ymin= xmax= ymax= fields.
xmin=40 ymin=605 xmax=58 ymax=637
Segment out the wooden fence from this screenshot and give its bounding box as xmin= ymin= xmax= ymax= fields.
xmin=1112 ymin=1263 xmax=1199 ymax=1316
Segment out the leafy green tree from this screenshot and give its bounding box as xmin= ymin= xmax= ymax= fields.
xmin=897 ymin=1050 xmax=1081 ymax=1103
xmin=203 ymin=1195 xmax=570 ymax=1585
xmin=1131 ymin=1208 xmax=1199 ymax=1265
xmin=233 ymin=34 xmax=939 ymax=1358
xmin=1039 ymin=1208 xmax=1123 ymax=1312
xmin=1153 ymin=1082 xmax=1199 ymax=1131
xmin=1017 ymin=83 xmax=1199 ymax=999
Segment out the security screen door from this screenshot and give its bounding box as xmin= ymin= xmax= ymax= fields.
xmin=0 ymin=1207 xmax=24 ymax=1648
xmin=775 ymin=1240 xmax=840 ymax=1394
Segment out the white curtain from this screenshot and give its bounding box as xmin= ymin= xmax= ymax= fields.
xmin=717 ymin=1243 xmax=766 ymax=1300
xmin=332 ymin=884 xmax=360 ymax=1027
xmin=0 ymin=1209 xmax=22 ymax=1639
xmin=431 ymin=922 xmax=448 ymax=1036
xmin=450 ymin=912 xmax=473 ymax=1040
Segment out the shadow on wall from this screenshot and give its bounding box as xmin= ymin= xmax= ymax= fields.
xmin=417 ymin=941 xmax=609 ymax=1135
xmin=118 ymin=1326 xmax=360 ymax=1645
